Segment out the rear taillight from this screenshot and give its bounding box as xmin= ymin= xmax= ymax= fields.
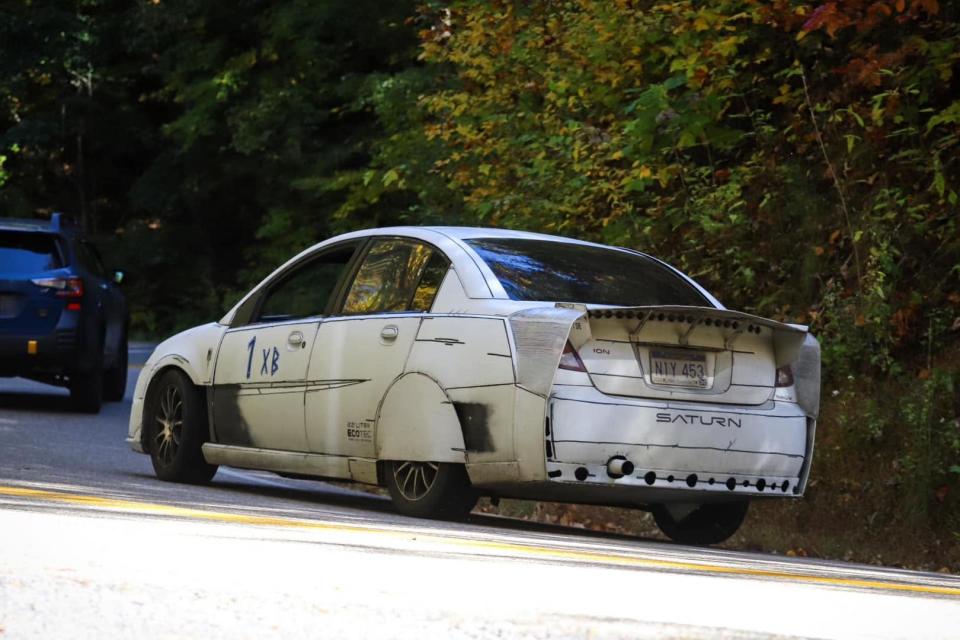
xmin=31 ymin=277 xmax=84 ymax=304
xmin=775 ymin=365 xmax=794 ymax=387
xmin=559 ymin=341 xmax=587 ymax=372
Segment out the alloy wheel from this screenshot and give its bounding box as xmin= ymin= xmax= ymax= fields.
xmin=393 ymin=461 xmax=439 ymax=501
xmin=153 ymin=384 xmax=183 ymax=465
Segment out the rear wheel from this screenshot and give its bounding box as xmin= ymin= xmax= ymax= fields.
xmin=652 ymin=501 xmax=749 ymax=546
xmin=385 ymin=460 xmax=477 ymax=520
xmin=103 ymin=328 xmax=128 ymax=402
xmin=69 ymin=370 xmax=103 ymax=413
xmin=145 ymin=369 xmax=217 ymax=483
xmin=69 ymin=338 xmax=103 ymax=413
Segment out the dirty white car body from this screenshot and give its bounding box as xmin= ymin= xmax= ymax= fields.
xmin=128 ymin=227 xmax=820 ymax=543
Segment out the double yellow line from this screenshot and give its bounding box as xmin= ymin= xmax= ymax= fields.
xmin=1 ymin=484 xmax=958 ymax=597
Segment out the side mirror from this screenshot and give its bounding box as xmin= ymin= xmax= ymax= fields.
xmin=113 ymin=270 xmax=125 ymax=285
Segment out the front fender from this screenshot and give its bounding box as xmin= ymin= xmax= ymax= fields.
xmin=126 ymin=322 xmax=226 ymax=453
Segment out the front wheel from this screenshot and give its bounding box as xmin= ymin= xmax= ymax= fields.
xmin=385 ymin=460 xmax=477 ymax=520
xmin=103 ymin=328 xmax=128 ymax=402
xmin=145 ymin=369 xmax=217 ymax=484
xmin=652 ymin=501 xmax=749 ymax=546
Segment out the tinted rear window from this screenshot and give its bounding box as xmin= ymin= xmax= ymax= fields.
xmin=465 ymin=238 xmax=709 ymax=306
xmin=0 ymin=231 xmax=63 ymax=273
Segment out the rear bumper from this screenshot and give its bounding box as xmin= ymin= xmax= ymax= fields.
xmin=0 ymin=329 xmax=80 ymax=377
xmin=544 ymin=386 xmax=814 ymax=500
xmin=0 ymin=307 xmax=105 ymax=380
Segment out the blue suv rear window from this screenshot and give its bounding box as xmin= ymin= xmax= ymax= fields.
xmin=0 ymin=231 xmax=64 ymax=273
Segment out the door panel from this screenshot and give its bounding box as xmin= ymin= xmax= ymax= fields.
xmin=210 ymin=240 xmax=362 ymax=452
xmin=212 ymin=321 xmax=319 ymax=451
xmin=300 ymin=236 xmax=449 ymax=458
xmin=305 ymin=317 xmax=420 ymax=457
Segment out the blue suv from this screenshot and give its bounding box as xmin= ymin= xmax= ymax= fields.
xmin=0 ymin=214 xmax=129 ymax=412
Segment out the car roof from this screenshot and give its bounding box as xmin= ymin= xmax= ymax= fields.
xmin=352 ymin=225 xmax=605 ymax=247
xmin=0 ymin=214 xmax=79 ymax=236
xmin=0 ymin=218 xmax=56 ymax=231
xmin=219 ymin=224 xmax=724 ymax=324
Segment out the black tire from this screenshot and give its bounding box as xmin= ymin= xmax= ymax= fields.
xmin=103 ymin=328 xmax=128 ymax=402
xmin=385 ymin=460 xmax=477 ymax=520
xmin=145 ymin=369 xmax=218 ymax=483
xmin=69 ymin=341 xmax=103 ymax=413
xmin=652 ymin=501 xmax=749 ymax=546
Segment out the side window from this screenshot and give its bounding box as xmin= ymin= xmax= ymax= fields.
xmin=342 ymin=239 xmax=448 ymax=315
xmin=255 ymin=244 xmax=357 ymax=323
xmin=411 ymin=252 xmax=449 ymax=312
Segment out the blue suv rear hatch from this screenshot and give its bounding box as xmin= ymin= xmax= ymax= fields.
xmin=0 ymin=230 xmax=68 ymax=336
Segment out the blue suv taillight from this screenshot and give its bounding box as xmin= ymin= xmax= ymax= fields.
xmin=30 ymin=276 xmax=84 ymax=310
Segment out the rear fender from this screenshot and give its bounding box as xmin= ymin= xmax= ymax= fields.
xmin=375 ymin=372 xmax=467 ymax=464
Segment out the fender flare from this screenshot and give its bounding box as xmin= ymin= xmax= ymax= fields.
xmin=148 ymin=354 xmax=205 ymax=387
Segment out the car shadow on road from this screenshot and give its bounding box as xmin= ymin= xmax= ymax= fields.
xmin=0 ymin=391 xmax=75 ymax=414
xmin=143 ymin=471 xmax=667 ymax=547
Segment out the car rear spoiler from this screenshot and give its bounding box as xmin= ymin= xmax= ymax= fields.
xmin=584 ymin=305 xmax=807 ymax=366
xmin=509 ymin=304 xmax=820 ymax=419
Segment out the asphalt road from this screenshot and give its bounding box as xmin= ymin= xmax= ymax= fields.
xmin=1 ymin=346 xmax=959 ymax=639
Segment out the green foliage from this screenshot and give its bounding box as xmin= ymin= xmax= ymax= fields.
xmin=415 ymin=0 xmax=960 ymax=381
xmin=0 ymin=0 xmax=426 ymax=335
xmin=898 ymin=369 xmax=958 ymax=520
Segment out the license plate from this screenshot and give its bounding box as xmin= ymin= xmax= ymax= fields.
xmin=649 ymin=350 xmax=710 ymax=388
xmin=0 ymin=295 xmax=19 ymax=319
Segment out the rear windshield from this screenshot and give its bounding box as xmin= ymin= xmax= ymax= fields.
xmin=0 ymin=231 xmax=64 ymax=273
xmin=465 ymin=238 xmax=709 ymax=306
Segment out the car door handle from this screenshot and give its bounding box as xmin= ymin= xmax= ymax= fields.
xmin=380 ymin=325 xmax=399 ymax=342
xmin=287 ymin=331 xmax=306 ymax=349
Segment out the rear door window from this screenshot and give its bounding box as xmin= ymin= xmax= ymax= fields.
xmin=0 ymin=232 xmax=63 ymax=273
xmin=341 ymin=238 xmax=448 ymax=314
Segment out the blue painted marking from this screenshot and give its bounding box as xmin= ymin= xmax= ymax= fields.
xmin=245 ymin=337 xmax=256 ymax=379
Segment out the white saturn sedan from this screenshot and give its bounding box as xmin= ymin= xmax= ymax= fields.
xmin=127 ymin=227 xmax=820 ymax=544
